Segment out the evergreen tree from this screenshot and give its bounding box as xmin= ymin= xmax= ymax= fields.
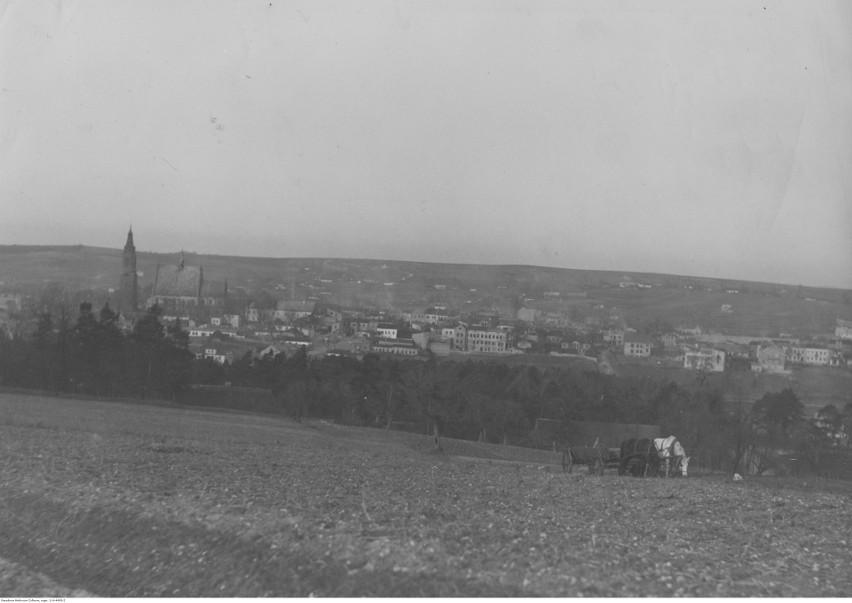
xmin=277 ymin=347 xmax=315 ymax=421
xmin=129 ymin=305 xmax=166 ymax=398
xmin=71 ymin=302 xmax=98 ymax=393
xmin=31 ymin=311 xmax=55 ymax=389
xmin=752 ymin=388 xmax=805 ymax=438
xmin=162 ymin=318 xmax=193 ymax=399
xmin=94 ymin=302 xmax=126 ymax=396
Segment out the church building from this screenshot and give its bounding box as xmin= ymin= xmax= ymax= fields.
xmin=147 ymin=251 xmax=228 ymax=319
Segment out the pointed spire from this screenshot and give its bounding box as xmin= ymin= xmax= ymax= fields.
xmin=120 ymin=227 xmax=138 ymax=312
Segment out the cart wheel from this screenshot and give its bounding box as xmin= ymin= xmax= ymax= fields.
xmin=562 ymin=449 xmax=573 ymax=473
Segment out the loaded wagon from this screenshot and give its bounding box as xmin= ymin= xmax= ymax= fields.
xmin=562 ymin=443 xmax=621 ymax=475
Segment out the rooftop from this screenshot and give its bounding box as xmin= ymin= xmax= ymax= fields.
xmin=152 ymin=264 xmax=202 ymax=298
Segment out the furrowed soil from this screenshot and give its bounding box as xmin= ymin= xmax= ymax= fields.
xmin=1 ymin=392 xmax=851 ymax=597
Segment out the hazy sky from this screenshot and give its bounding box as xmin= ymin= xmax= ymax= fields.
xmin=2 ymin=0 xmax=851 ymax=288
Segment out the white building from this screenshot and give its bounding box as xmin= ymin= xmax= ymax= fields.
xmin=623 ymin=334 xmax=653 ymax=357
xmin=835 ymin=319 xmax=852 ymax=340
xmin=373 ymin=339 xmax=418 ymax=356
xmin=453 ymin=325 xmax=467 ymax=350
xmin=466 ymin=328 xmax=508 ymax=353
xmin=376 ymin=324 xmax=399 ymax=339
xmin=787 ymin=346 xmax=831 ymax=366
xmin=603 ymin=330 xmax=625 ymax=347
xmin=202 ymin=347 xmax=234 ymax=365
xmin=189 ymin=326 xmax=217 ymax=338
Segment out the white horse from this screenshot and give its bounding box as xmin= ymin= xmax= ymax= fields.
xmin=653 ymin=436 xmax=690 ymax=477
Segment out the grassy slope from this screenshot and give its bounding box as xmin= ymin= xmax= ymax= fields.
xmin=1 ymin=393 xmax=851 ymax=597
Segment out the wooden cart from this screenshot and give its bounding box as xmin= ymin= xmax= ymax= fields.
xmin=562 ymin=445 xmax=621 ymax=475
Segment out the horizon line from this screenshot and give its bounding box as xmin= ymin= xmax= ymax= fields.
xmin=1 ymin=242 xmax=849 ymax=292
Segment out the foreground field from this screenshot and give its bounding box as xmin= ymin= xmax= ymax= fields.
xmin=1 ymin=393 xmax=851 ymax=596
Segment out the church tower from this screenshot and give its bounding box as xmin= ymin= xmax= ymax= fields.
xmin=118 ymin=227 xmax=138 ymax=313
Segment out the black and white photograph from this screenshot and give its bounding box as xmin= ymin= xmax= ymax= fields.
xmin=1 ymin=0 xmax=851 ymax=597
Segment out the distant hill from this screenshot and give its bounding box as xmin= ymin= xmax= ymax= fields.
xmin=1 ymin=245 xmax=851 ymax=337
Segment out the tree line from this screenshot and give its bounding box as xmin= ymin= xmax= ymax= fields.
xmin=2 ymin=301 xmax=850 ymax=476
xmin=0 ymin=303 xmax=192 ymax=400
xmin=196 ymin=339 xmax=852 ymax=475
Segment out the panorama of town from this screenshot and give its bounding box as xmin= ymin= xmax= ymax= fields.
xmin=3 ymin=229 xmax=852 ymax=597
xmin=3 ymin=229 xmax=849 ymax=427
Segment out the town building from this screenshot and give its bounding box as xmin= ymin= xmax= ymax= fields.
xmin=452 ymin=324 xmax=467 ymax=350
xmin=683 ymin=348 xmax=726 ymax=372
xmin=211 ymin=314 xmax=241 ymax=329
xmin=273 ymin=300 xmax=315 ymax=322
xmin=603 ymin=329 xmax=625 ymax=347
xmin=377 ymin=324 xmax=399 ymax=339
xmin=561 ymin=340 xmax=592 ymax=355
xmin=623 ymin=334 xmax=653 ymax=357
xmin=189 ymin=340 xmax=250 ymax=365
xmin=188 ymin=326 xmax=217 ymax=338
xmin=787 ymin=345 xmax=831 ymax=366
xmin=372 ymin=338 xmax=418 ymax=355
xmin=676 ymin=325 xmax=703 ymax=336
xmin=256 ymin=344 xmax=285 ymax=359
xmin=465 ymin=327 xmax=508 ymax=353
xmin=328 ymin=337 xmax=370 ymax=356
xmin=753 ymin=344 xmax=787 ymax=373
xmin=661 ymin=333 xmax=679 ymax=350
xmin=410 ymin=307 xmax=452 ymax=324
xmin=200 ymin=346 xmax=235 ymax=365
xmin=835 ymin=318 xmax=852 ymax=340
xmin=147 ymin=252 xmax=227 ymax=318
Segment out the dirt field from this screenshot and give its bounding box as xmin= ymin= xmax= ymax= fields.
xmin=1 ymin=392 xmax=851 ymax=596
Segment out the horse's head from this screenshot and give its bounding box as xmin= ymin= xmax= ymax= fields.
xmin=680 ymin=456 xmax=690 ymax=477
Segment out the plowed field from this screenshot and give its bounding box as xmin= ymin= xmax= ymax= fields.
xmin=1 ymin=392 xmax=850 ymax=596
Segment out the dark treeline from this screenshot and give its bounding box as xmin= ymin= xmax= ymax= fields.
xmin=194 ymin=344 xmax=729 ymax=444
xmin=163 ymin=333 xmax=849 ymax=476
xmin=0 ymin=303 xmax=192 ymax=400
xmin=2 ymin=302 xmax=848 ymax=476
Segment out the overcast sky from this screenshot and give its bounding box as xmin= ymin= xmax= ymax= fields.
xmin=1 ymin=0 xmax=850 ymax=288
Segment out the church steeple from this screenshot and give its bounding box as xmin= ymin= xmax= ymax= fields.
xmin=119 ymin=227 xmax=138 ymax=313
xmin=124 ymin=226 xmax=135 ymax=251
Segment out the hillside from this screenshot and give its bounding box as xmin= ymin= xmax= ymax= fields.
xmin=1 ymin=392 xmax=851 ymax=596
xmin=2 ymin=244 xmax=851 ymax=338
